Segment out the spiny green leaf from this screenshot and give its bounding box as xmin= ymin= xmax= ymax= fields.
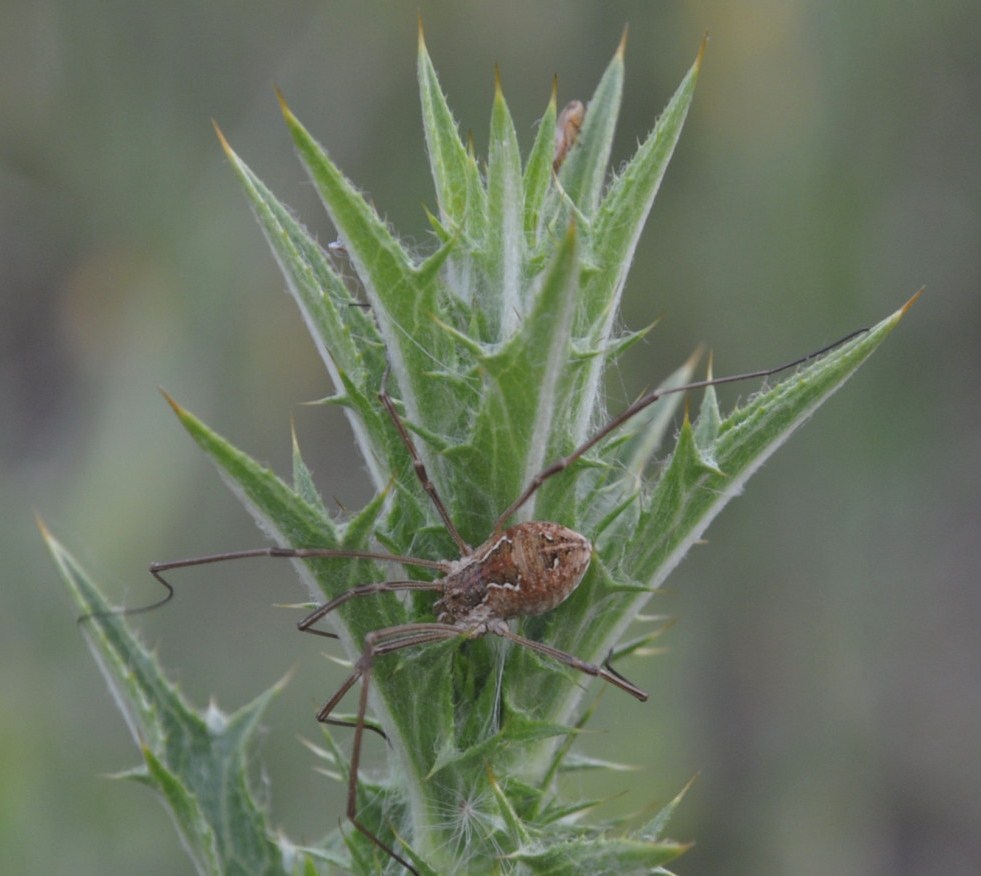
xmin=487 ymin=765 xmax=534 ymax=849
xmin=512 ymin=294 xmax=919 ymax=741
xmin=158 ymin=391 xmax=414 ymax=646
xmin=485 ymin=70 xmax=525 ymax=340
xmin=458 ymin=221 xmax=582 ymax=526
xmin=628 ymin=296 xmax=915 ymax=587
xmin=140 ymin=747 xmax=223 ymax=875
xmin=551 ymin=27 xmax=627 ymax=218
xmin=417 ymin=20 xmax=485 ymax=233
xmin=509 ymin=833 xmax=689 ymax=873
xmin=692 ymin=375 xmax=723 ymax=451
xmin=291 ymin=424 xmax=328 ymax=516
xmin=536 ymin=796 xmax=603 ymax=825
xmin=585 ymin=37 xmax=704 ymax=339
xmin=40 ymin=524 xmax=290 ymax=876
xmin=624 ymin=351 xmax=701 ymax=481
xmin=639 ymin=776 xmax=697 ymax=842
xmin=160 ymin=390 xmax=342 ymax=573
xmin=523 ymin=82 xmax=558 ymax=237
xmin=278 ymin=91 xmax=456 ymax=438
xmin=558 ymin=753 xmax=639 ymax=773
xmin=51 ymin=25 xmax=920 ymax=874
xmin=214 ymin=123 xmax=384 ymax=394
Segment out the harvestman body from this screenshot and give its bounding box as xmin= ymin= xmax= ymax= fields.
xmin=147 ymin=327 xmax=868 ymax=874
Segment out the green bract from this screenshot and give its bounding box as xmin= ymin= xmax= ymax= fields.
xmin=44 ymin=27 xmax=914 ymax=875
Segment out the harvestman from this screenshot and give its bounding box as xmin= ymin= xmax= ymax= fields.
xmin=552 ymin=99 xmax=586 ymax=172
xmin=146 ymin=326 xmax=868 ymax=873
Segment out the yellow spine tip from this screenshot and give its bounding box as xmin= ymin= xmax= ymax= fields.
xmin=157 ymin=386 xmax=184 ymax=416
xmin=684 ymin=343 xmax=705 ymax=374
xmin=34 ymin=510 xmax=51 ymax=539
xmin=211 ymin=119 xmax=233 ymax=157
xmin=417 ymin=12 xmax=426 ymax=49
xmin=901 ymin=286 xmax=925 ymax=316
xmin=617 ymin=23 xmax=629 ymax=58
xmin=696 ymin=32 xmax=709 ymax=68
xmin=274 ymin=86 xmax=293 ymax=122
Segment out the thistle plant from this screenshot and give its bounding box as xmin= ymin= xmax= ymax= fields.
xmin=42 ymin=26 xmax=916 ymax=876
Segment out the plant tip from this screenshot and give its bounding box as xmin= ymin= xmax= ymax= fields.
xmin=34 ymin=510 xmax=51 ymax=540
xmin=274 ymin=86 xmax=293 ymax=121
xmin=211 ymin=119 xmax=233 ymax=156
xmin=697 ymin=32 xmax=710 ymax=66
xmin=157 ymin=386 xmax=184 ymax=416
xmin=901 ymin=286 xmax=925 ymax=316
xmin=617 ymin=23 xmax=629 ymax=58
xmin=684 ymin=343 xmax=706 ymax=373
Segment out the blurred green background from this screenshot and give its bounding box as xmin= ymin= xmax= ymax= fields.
xmin=3 ymin=1 xmax=978 ymax=873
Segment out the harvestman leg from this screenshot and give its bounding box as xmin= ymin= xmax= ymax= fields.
xmin=296 ymin=580 xmax=445 ymax=739
xmin=300 ymin=610 xmax=649 ymax=874
xmin=307 ymin=622 xmax=462 ymax=876
xmin=134 ymin=324 xmax=870 ymax=874
xmin=296 ymin=580 xmax=445 ymax=640
xmin=146 ymin=547 xmax=448 ymax=618
xmin=378 ymin=371 xmax=472 ymax=556
xmin=315 ymin=344 xmax=877 ymax=867
xmin=495 ymin=628 xmax=648 ymax=701
xmin=142 ymin=328 xmax=867 ymax=619
xmin=490 ymin=326 xmax=870 ymax=532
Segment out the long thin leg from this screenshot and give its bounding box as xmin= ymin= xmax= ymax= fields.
xmin=143 ymin=546 xmax=448 ymax=615
xmin=305 ymin=616 xmax=453 ymax=738
xmin=80 ymin=576 xmax=174 ymax=622
xmin=298 ymin=587 xmax=449 ymax=740
xmin=345 ymin=659 xmax=411 ymax=871
xmin=151 ymin=546 xmax=447 ymax=579
xmin=317 ymin=622 xmax=462 ymax=876
xmin=496 ymin=628 xmax=648 ymax=701
xmin=297 ymin=580 xmax=444 ymax=640
xmin=492 ymin=325 xmax=870 ymax=533
xmin=379 ymin=371 xmax=472 ymax=557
